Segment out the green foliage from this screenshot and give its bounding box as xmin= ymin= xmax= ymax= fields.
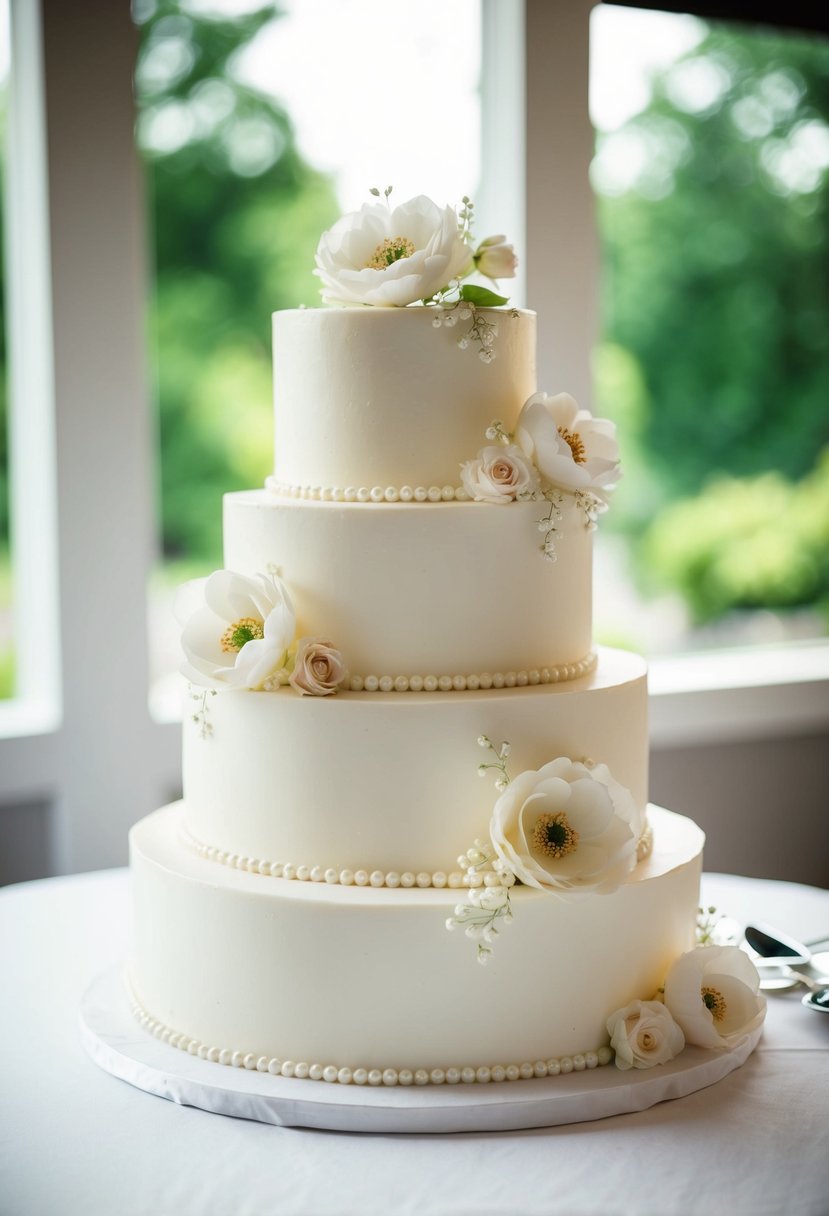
xmin=596 ymin=23 xmax=829 ymax=628
xmin=641 ymin=448 xmax=829 ymax=622
xmin=599 ymin=26 xmax=829 ymax=500
xmin=459 ymin=285 xmax=509 ymax=307
xmin=135 ymin=0 xmax=339 ymax=561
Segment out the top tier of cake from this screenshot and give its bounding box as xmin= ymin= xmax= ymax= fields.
xmin=272 ymin=306 xmax=535 ymax=490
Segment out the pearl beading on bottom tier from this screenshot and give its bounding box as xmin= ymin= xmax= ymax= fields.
xmin=127 ymin=979 xmax=614 ymax=1086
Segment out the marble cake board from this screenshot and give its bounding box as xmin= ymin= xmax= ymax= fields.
xmin=80 ymin=964 xmax=763 ymax=1135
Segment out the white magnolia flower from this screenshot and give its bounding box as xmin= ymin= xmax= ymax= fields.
xmin=489 ymin=757 xmax=637 ymax=895
xmin=515 ymin=392 xmax=621 ymax=498
xmin=460 ymin=443 xmax=540 ymax=504
xmin=663 ymin=945 xmax=766 ymax=1050
xmin=179 ymin=569 xmax=296 ymax=692
xmin=289 ymin=637 xmax=347 ymax=697
xmin=606 ymin=1000 xmax=685 ymax=1070
xmin=474 ymin=234 xmax=518 ymax=281
xmin=314 ymin=194 xmax=474 ymax=307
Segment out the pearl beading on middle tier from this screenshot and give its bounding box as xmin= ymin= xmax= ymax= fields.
xmin=181 ymin=817 xmax=654 ymax=889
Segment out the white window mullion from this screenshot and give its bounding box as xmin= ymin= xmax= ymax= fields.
xmin=3 ymin=0 xmax=59 ymax=731
xmin=525 ymin=0 xmax=597 ymax=409
xmin=40 ymin=0 xmax=168 ymax=874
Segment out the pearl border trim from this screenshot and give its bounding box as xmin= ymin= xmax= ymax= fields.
xmin=343 ymin=651 xmax=598 ymax=694
xmin=127 ymin=980 xmax=614 ymax=1086
xmin=182 ymin=813 xmax=653 ymax=889
xmin=266 ymin=476 xmax=470 ymax=504
xmin=181 ymin=825 xmax=507 ymax=889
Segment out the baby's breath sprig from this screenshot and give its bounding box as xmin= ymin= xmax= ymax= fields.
xmin=430 ymin=298 xmax=498 ymax=361
xmin=574 ymin=489 xmax=606 ymax=532
xmin=527 ymin=489 xmax=564 ymax=562
xmin=190 ymin=687 xmax=217 ymax=739
xmin=476 ymin=734 xmax=512 ymax=791
xmin=446 ymin=885 xmax=513 ymax=964
xmin=484 ymin=419 xmax=512 ymax=445
xmin=696 ymin=906 xmax=720 ymax=946
xmin=458 ymin=194 xmax=474 ymax=240
xmin=369 ymin=185 xmax=394 ymax=205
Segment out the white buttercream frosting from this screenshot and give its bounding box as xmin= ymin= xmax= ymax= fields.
xmin=272 ymin=307 xmax=536 ymax=490
xmin=129 ymin=804 xmax=704 ymax=1075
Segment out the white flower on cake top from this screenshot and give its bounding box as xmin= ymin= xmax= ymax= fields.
xmin=315 ymin=195 xmax=474 ymax=307
xmin=515 ymin=392 xmax=622 ymax=499
xmin=314 ymin=191 xmax=516 ymax=309
xmin=489 ymin=757 xmax=638 ymax=895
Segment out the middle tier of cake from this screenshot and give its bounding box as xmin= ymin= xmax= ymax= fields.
xmin=182 ymin=646 xmax=647 ymax=878
xmin=224 ymin=490 xmax=594 ymax=678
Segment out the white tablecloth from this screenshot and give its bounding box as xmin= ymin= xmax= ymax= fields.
xmin=1 ymin=869 xmax=827 ymax=1216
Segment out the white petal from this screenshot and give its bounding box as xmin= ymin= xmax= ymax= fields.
xmin=181 ymin=605 xmax=232 ymax=670
xmin=565 ymin=778 xmax=615 ymax=838
xmin=203 ymin=569 xmax=260 ymax=624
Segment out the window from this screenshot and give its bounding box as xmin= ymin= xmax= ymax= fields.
xmin=590 ymin=5 xmax=829 ymax=658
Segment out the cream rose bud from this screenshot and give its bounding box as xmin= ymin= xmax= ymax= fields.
xmin=475 ymin=235 xmax=518 ymax=280
xmin=663 ymin=945 xmax=766 ymax=1050
xmin=289 ymin=637 xmax=347 ymax=697
xmin=607 ymin=1000 xmax=685 ymax=1070
xmin=460 ymin=444 xmax=539 ymax=504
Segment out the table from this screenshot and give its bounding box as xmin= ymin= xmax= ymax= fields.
xmin=1 ymin=869 xmax=827 ymax=1216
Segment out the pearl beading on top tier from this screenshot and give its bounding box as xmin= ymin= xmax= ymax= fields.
xmin=343 ymin=652 xmax=597 ymax=694
xmin=266 ymin=476 xmax=470 ymax=504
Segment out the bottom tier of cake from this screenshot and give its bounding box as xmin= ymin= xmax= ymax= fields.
xmin=128 ymin=803 xmax=704 ymax=1082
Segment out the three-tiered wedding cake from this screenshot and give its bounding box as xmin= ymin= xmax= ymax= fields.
xmin=127 ymin=196 xmax=762 ymax=1088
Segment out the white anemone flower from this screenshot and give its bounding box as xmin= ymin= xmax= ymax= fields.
xmin=489 ymin=757 xmax=638 ymax=895
xmin=515 ymin=392 xmax=622 ymax=499
xmin=663 ymin=945 xmax=766 ymax=1050
xmin=178 ymin=569 xmax=296 ymax=691
xmin=314 ymin=194 xmax=474 ymax=307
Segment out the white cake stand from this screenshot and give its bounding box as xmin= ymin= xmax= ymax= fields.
xmin=80 ymin=964 xmax=763 ymax=1135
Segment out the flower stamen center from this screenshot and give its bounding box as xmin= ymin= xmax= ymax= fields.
xmin=221 ymin=617 xmax=264 ymax=653
xmin=558 ymin=425 xmax=587 ymax=464
xmin=701 ymin=986 xmax=727 ymax=1021
xmin=531 ymin=811 xmax=579 ymax=859
xmin=367 ymin=236 xmax=415 ymax=269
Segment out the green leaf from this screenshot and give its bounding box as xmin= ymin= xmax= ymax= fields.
xmin=459 ymin=284 xmax=509 ymax=307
